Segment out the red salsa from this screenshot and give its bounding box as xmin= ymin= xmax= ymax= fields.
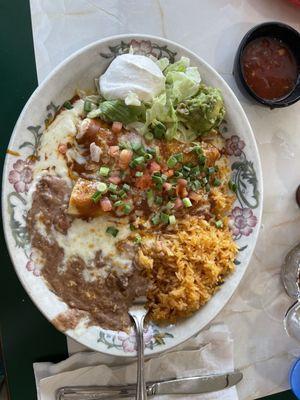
xmin=241 ymin=36 xmax=298 ymax=100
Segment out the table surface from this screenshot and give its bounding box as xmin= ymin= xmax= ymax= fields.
xmin=0 ymin=1 xmax=298 ymax=399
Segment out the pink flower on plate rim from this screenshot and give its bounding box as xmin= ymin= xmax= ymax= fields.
xmin=225 ymin=135 xmax=245 ymax=157
xmin=230 ymin=207 xmax=257 ymax=237
xmin=129 ymin=40 xmax=156 ymax=57
xmin=118 ymin=325 xmax=154 ymax=353
xmin=8 ymin=159 xmax=33 ymax=193
xmin=26 ymin=253 xmax=41 ymax=276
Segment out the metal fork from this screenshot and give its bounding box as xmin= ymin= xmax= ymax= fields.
xmin=128 ymin=296 xmax=148 ymax=400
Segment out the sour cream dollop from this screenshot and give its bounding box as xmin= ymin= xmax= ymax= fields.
xmin=99 ymin=54 xmax=165 ymax=105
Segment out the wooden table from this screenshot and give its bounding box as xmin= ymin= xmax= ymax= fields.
xmin=0 ymin=1 xmax=297 ymax=399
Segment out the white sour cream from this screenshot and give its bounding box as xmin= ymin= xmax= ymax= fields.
xmin=99 ymin=54 xmax=165 ymax=104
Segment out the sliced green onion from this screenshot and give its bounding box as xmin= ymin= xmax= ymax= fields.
xmin=91 ymin=190 xmax=102 ymax=203
xmin=135 ymin=171 xmax=143 ymax=177
xmin=132 ymin=142 xmax=141 ymax=152
xmin=130 ymin=156 xmax=145 ymax=168
xmin=106 ymin=226 xmax=119 ymax=237
xmin=215 ymin=220 xmax=223 ymax=229
xmin=99 ymin=166 xmax=110 ymax=177
xmin=114 ymin=200 xmax=124 ymax=207
xmin=191 ymin=144 xmax=203 ymax=156
xmin=167 ymin=156 xmax=178 ymax=168
xmin=110 ymin=194 xmax=118 ymax=201
xmin=144 ymin=153 xmax=153 ymax=161
xmin=122 ymin=183 xmax=131 ymax=192
xmin=160 ymin=212 xmax=170 ymax=224
xmin=183 ymin=197 xmax=192 ymax=208
xmin=134 ymin=234 xmax=142 ymax=244
xmin=169 ymin=215 xmax=176 ymax=225
xmin=161 ymin=174 xmax=168 ymax=182
xmin=229 ymin=180 xmax=237 ymax=193
xmin=165 ymin=201 xmax=174 ymax=210
xmin=108 ymin=183 xmax=118 ymax=193
xmin=152 ymin=121 xmax=166 ymax=139
xmin=145 ymin=132 xmax=154 ymax=141
xmin=97 ymin=182 xmax=107 ymax=193
xmin=190 ymin=166 xmax=200 ymax=176
xmin=207 ymin=167 xmax=215 ymax=175
xmin=151 ymin=213 xmax=160 ymax=225
xmin=147 ymin=189 xmax=154 ymax=207
xmin=118 ymin=189 xmax=127 ymax=198
xmin=198 ymin=155 xmax=206 ymax=166
xmin=183 ymin=165 xmax=191 ymax=173
xmin=174 ymin=171 xmax=183 ymax=178
xmin=202 ymin=177 xmax=208 ymax=185
xmin=152 ymin=175 xmax=163 ymax=185
xmin=63 ymin=101 xmax=73 ymax=109
xmin=147 ymin=147 xmax=156 ymax=157
xmin=123 ymin=203 xmax=132 ymax=214
xmin=84 ymin=100 xmax=92 ymax=112
xmin=213 ymin=178 xmax=221 ymax=187
xmin=205 ymin=183 xmax=211 ymax=192
xmin=174 ymin=153 xmax=183 ymax=162
xmin=191 ymin=180 xmax=201 ymax=191
xmin=155 ymin=196 xmax=163 ymax=205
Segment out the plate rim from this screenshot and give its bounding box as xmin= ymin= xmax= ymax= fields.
xmin=2 ymin=33 xmax=263 ymax=357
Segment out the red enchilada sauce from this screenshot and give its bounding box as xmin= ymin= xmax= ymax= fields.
xmin=242 ymin=37 xmax=298 ymax=100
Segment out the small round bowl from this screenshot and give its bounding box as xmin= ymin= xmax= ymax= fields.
xmin=233 ymin=22 xmax=300 ymax=108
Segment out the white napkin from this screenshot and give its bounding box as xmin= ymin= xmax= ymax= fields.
xmin=34 ymin=324 xmax=238 ymax=400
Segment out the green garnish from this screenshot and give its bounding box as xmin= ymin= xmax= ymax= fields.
xmin=202 ymin=177 xmax=208 ymax=185
xmin=122 ymin=183 xmax=131 ymax=192
xmin=183 ymin=165 xmax=191 ymax=173
xmin=191 ymin=144 xmax=203 ymax=156
xmin=228 ymin=180 xmax=237 ymax=193
xmin=207 ymin=167 xmax=215 ymax=175
xmin=215 ymin=220 xmax=223 ymax=228
xmin=205 ymin=183 xmax=211 ymax=192
xmin=114 ymin=200 xmax=124 ymax=207
xmin=152 ymin=121 xmax=166 ymax=139
xmin=119 ymin=190 xmax=127 ymax=199
xmin=63 ymin=101 xmax=73 ymax=109
xmin=160 ymin=212 xmax=170 ymax=224
xmin=165 ymin=201 xmax=174 ymax=210
xmin=123 ymin=203 xmax=132 ymax=214
xmin=190 ymin=166 xmax=200 ymax=176
xmin=145 ymin=132 xmax=154 ymax=141
xmin=144 ymin=153 xmax=153 ymax=161
xmin=183 ymin=197 xmax=192 ymax=208
xmin=155 ymin=196 xmax=163 ymax=205
xmin=134 ymin=234 xmax=142 ymax=244
xmin=108 ymin=183 xmax=118 ymax=193
xmin=135 ymin=171 xmax=143 ymax=177
xmin=106 ymin=226 xmax=119 ymax=237
xmin=169 ymin=215 xmax=176 ymax=225
xmin=191 ymin=179 xmax=201 ymax=191
xmin=130 ymin=156 xmax=145 ymax=168
xmin=174 ymin=171 xmax=183 ymax=178
xmin=99 ymin=166 xmax=110 ymax=177
xmin=84 ymin=100 xmax=92 ymax=112
xmin=213 ymin=178 xmax=221 ymax=187
xmin=91 ymin=191 xmax=102 ymax=203
xmin=151 ymin=213 xmax=160 ymax=225
xmin=152 ymin=175 xmax=163 ymax=185
xmin=147 ymin=147 xmax=156 ymax=157
xmin=174 ymin=153 xmax=184 ymax=162
xmin=167 ymin=156 xmax=178 ymax=168
xmin=198 ymin=155 xmax=206 ymax=166
xmin=147 ymin=189 xmax=154 ymax=207
xmin=97 ymin=182 xmax=108 ymax=193
xmin=132 ymin=142 xmax=141 ymax=152
xmin=130 ymin=224 xmax=136 ymax=231
xmin=110 ymin=194 xmax=118 ymax=201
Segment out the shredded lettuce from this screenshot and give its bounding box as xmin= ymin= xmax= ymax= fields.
xmin=156 ymin=57 xmax=169 ymax=71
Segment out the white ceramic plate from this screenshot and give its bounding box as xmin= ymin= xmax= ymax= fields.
xmin=2 ymin=34 xmax=263 ymax=356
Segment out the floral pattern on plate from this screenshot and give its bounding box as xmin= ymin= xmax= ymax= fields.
xmin=5 ymin=39 xmax=261 ymax=354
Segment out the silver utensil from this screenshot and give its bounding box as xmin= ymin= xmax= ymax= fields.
xmin=56 ymin=370 xmax=243 ymax=399
xmin=128 ymin=296 xmax=148 ymax=400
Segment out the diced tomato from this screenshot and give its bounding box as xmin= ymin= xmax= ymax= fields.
xmin=135 ymin=173 xmax=152 ymax=189
xmin=109 ymin=175 xmax=121 ymax=184
xmin=100 ymin=197 xmax=112 ymax=212
xmin=109 ymin=146 xmax=120 ymax=157
xmin=119 ymin=149 xmax=133 ymax=169
xmin=58 ymin=143 xmax=68 ymax=154
xmin=112 ymin=121 xmax=123 ymax=134
xmin=174 ymin=197 xmax=183 ymax=209
xmin=163 ymin=182 xmax=172 ymax=191
xmin=165 ymin=169 xmax=174 ymax=177
xmin=149 ymin=161 xmax=161 ymax=173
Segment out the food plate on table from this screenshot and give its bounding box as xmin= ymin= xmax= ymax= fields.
xmin=2 ymin=35 xmax=262 ymax=356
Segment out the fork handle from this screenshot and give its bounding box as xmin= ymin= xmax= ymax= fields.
xmin=131 ymin=313 xmax=147 ymax=400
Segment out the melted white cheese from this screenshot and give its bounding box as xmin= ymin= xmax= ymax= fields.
xmin=33 ymin=99 xmax=84 ymax=180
